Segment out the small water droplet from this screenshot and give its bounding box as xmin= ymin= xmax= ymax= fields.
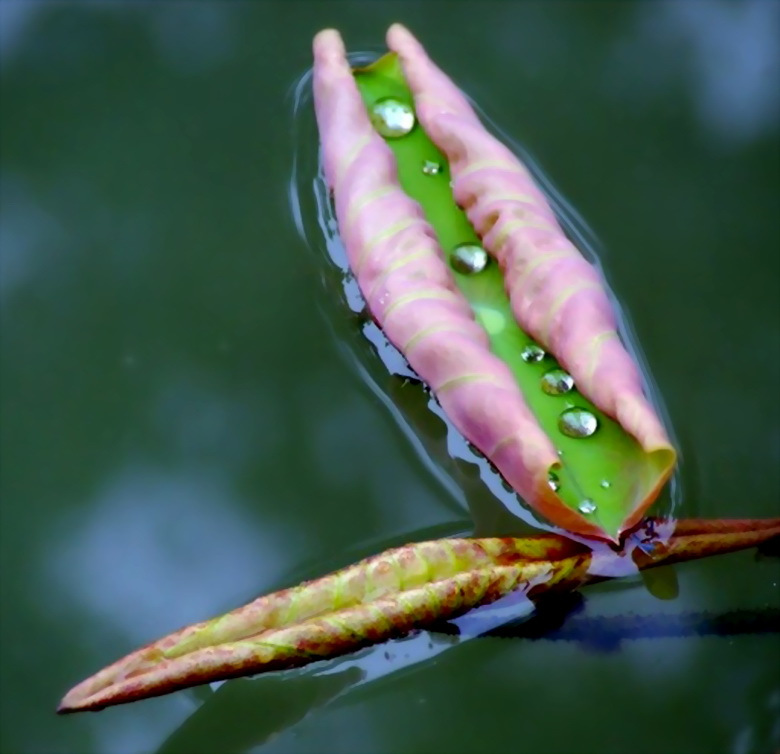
xmin=541 ymin=368 xmax=574 ymax=396
xmin=450 ymin=244 xmax=489 ymax=275
xmin=600 ymin=479 xmax=611 ymax=489
xmin=370 ymin=98 xmax=415 ymax=138
xmin=422 ymin=160 xmax=441 ymax=175
xmin=547 ymin=470 xmax=560 ymax=492
xmin=557 ymin=449 xmax=564 ymax=457
xmin=578 ymin=498 xmax=597 ymax=514
xmin=559 ymin=408 xmax=599 ymax=438
xmin=521 ymin=344 xmax=546 ymax=363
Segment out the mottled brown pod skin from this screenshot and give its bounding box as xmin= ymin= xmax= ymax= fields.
xmin=58 ymin=518 xmax=780 ymax=713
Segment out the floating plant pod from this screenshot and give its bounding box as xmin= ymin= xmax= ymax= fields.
xmin=313 ymin=26 xmax=676 ymax=540
xmin=57 ymin=517 xmax=780 ymax=712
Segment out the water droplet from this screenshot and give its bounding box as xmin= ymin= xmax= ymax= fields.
xmin=558 ymin=408 xmax=599 ymax=438
xmin=547 ymin=471 xmax=560 ymax=492
xmin=521 ymin=344 xmax=546 ymax=363
xmin=578 ymin=498 xmax=597 ymax=514
xmin=450 ymin=244 xmax=489 ymax=275
xmin=541 ymin=368 xmax=574 ymax=396
xmin=422 ymin=160 xmax=441 ymax=175
xmin=600 ymin=479 xmax=611 ymax=489
xmin=370 ymin=98 xmax=415 ymax=138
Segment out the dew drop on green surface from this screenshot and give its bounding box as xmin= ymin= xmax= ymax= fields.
xmin=547 ymin=470 xmax=560 ymax=492
xmin=600 ymin=479 xmax=611 ymax=489
xmin=370 ymin=98 xmax=416 ymax=138
xmin=559 ymin=407 xmax=599 ymax=438
xmin=578 ymin=498 xmax=597 ymax=514
xmin=422 ymin=160 xmax=441 ymax=175
xmin=521 ymin=344 xmax=546 ymax=363
xmin=541 ymin=368 xmax=574 ymax=396
xmin=451 ymin=244 xmax=489 ymax=275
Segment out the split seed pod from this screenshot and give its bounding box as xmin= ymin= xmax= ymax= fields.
xmin=313 ymin=25 xmax=676 ymax=541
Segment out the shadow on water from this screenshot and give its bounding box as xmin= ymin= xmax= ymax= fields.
xmin=154 ymin=587 xmax=780 ymax=754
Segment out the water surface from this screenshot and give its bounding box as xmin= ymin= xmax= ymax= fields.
xmin=1 ymin=2 xmax=779 ymax=753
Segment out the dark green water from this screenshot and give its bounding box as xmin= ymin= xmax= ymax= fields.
xmin=1 ymin=2 xmax=779 ymax=753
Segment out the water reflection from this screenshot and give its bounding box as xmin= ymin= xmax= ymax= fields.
xmin=153 ymin=375 xmax=269 ymax=467
xmin=40 ymin=464 xmax=287 ymax=753
xmin=148 ymin=583 xmax=779 ymax=754
xmin=0 ymin=2 xmax=241 ymax=74
xmin=0 ymin=1 xmax=39 ymax=62
xmin=157 ymin=667 xmax=363 ymax=754
xmin=607 ymin=0 xmax=780 ymax=144
xmin=149 ymin=4 xmax=237 ymax=74
xmin=152 ymin=589 xmax=537 ymax=754
xmin=44 ymin=465 xmax=283 ymax=643
xmin=0 ymin=176 xmax=66 ymax=301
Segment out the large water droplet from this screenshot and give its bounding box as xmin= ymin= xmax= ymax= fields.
xmin=521 ymin=344 xmax=546 ymax=363
xmin=558 ymin=408 xmax=599 ymax=438
xmin=578 ymin=498 xmax=597 ymax=514
xmin=541 ymin=369 xmax=574 ymax=396
xmin=422 ymin=160 xmax=441 ymax=175
xmin=370 ymin=98 xmax=416 ymax=138
xmin=451 ymin=244 xmax=489 ymax=275
xmin=547 ymin=470 xmax=560 ymax=492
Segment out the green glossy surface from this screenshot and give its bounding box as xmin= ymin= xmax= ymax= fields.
xmin=1 ymin=3 xmax=778 ymax=754
xmin=354 ymin=53 xmax=670 ymax=538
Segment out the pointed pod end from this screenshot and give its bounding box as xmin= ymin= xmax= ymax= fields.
xmin=56 ymin=700 xmax=107 ymax=715
xmin=313 ymin=29 xmax=346 ymax=61
xmin=56 ymin=691 xmax=86 ymax=715
xmin=57 ymin=675 xmax=114 ymax=714
xmin=57 ymin=678 xmax=112 ymax=713
xmin=386 ymin=23 xmax=414 ymax=47
xmin=385 ymin=23 xmax=427 ymax=57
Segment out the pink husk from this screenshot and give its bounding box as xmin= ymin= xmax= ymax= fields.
xmin=313 ymin=29 xmax=561 ymax=512
xmin=386 ymin=24 xmax=675 ymax=466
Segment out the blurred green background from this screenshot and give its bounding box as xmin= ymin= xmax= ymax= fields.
xmin=1 ymin=2 xmax=778 ymax=753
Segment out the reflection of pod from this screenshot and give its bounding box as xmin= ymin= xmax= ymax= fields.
xmin=57 ymin=517 xmax=780 ymax=712
xmin=313 ymin=26 xmax=676 ymax=541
